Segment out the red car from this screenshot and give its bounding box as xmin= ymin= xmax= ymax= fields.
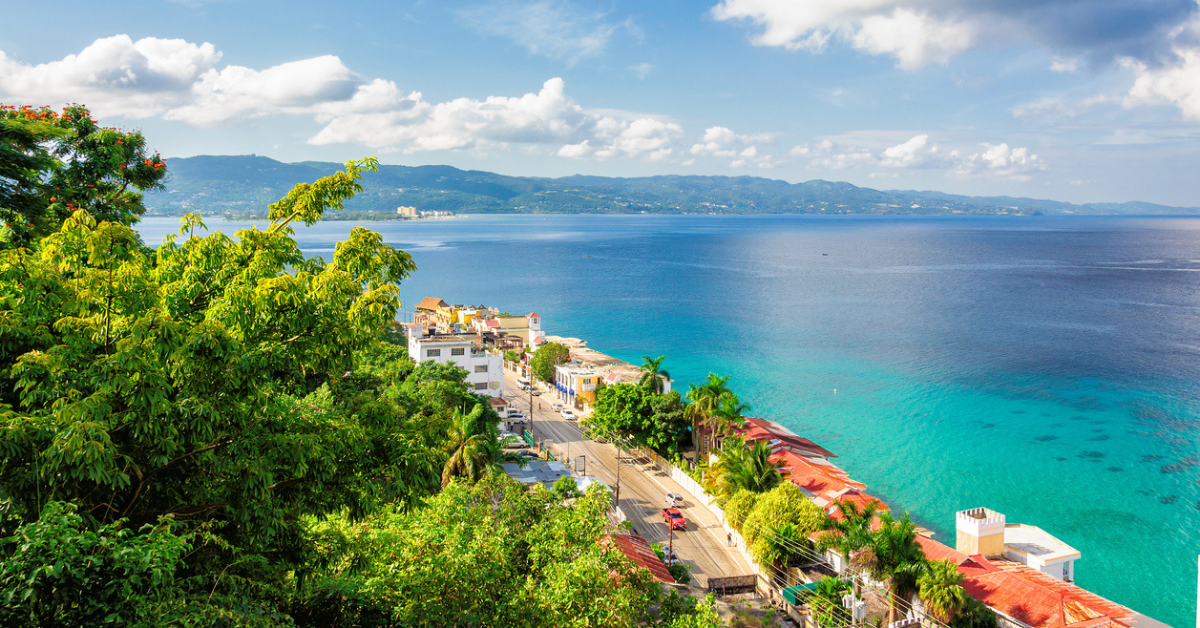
xmin=662 ymin=508 xmax=687 ymax=530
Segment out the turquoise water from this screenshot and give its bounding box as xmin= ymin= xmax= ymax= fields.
xmin=137 ymin=214 xmax=1200 ymax=625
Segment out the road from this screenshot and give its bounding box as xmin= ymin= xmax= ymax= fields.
xmin=501 ymin=368 xmax=753 ymax=588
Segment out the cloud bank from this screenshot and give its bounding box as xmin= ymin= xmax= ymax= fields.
xmin=711 ymin=0 xmax=1197 ymax=69
xmin=792 ymin=134 xmax=1044 ymax=180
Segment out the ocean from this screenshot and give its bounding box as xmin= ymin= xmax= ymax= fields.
xmin=136 ymin=213 xmax=1200 ymax=625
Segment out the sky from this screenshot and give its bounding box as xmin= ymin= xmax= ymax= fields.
xmin=3 ymin=0 xmax=1200 ymax=206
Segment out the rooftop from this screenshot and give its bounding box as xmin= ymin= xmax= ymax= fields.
xmin=502 ymin=459 xmax=573 ymax=490
xmin=736 ymin=416 xmax=837 ymax=458
xmin=415 ymin=296 xmax=449 ymax=311
xmin=1004 ymin=524 xmax=1081 ymax=564
xmin=605 ymin=534 xmax=675 ymax=584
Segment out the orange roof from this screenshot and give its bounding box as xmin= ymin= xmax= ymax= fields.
xmin=415 ymin=297 xmax=449 ymax=311
xmin=734 ymin=416 xmax=837 ymax=458
xmin=914 ymin=535 xmax=996 ymax=577
xmin=827 ymin=491 xmax=889 ymax=519
xmin=605 ymin=534 xmax=675 ymax=584
xmin=771 ymin=449 xmax=865 ymax=499
xmin=963 ymin=561 xmax=1137 ymax=628
xmin=528 ymin=312 xmax=541 ymax=318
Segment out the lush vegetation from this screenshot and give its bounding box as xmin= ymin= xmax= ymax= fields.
xmin=584 ymin=384 xmax=689 ymax=456
xmin=529 ymin=341 xmax=570 ymax=383
xmin=0 ymin=107 xmax=723 ymax=627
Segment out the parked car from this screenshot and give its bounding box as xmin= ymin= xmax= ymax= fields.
xmin=507 ymin=411 xmax=526 ymax=421
xmin=530 ymin=389 xmax=541 ymax=396
xmin=552 ymin=403 xmax=564 ymax=412
xmin=561 ymin=409 xmax=577 ymax=421
xmin=664 ymin=492 xmax=684 ymax=507
xmin=662 ymin=508 xmax=687 ymax=530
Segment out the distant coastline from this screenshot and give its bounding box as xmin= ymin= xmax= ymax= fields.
xmin=145 ymin=154 xmax=1200 ymax=218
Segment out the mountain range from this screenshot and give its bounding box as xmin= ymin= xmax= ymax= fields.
xmin=143 ymin=155 xmax=1200 ymax=218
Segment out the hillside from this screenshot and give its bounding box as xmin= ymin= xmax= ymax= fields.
xmin=144 ymin=155 xmax=1200 ymax=217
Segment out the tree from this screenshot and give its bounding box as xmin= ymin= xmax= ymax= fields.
xmin=864 ymin=512 xmax=928 ymax=624
xmin=0 ymin=104 xmax=167 ymax=246
xmin=706 ymin=437 xmax=782 ymax=499
xmin=809 ymin=576 xmax=853 ymax=628
xmin=814 ymin=498 xmax=882 ymax=569
xmin=639 ymin=354 xmax=670 ymax=393
xmin=529 ymin=341 xmax=569 ymax=383
xmin=740 ymin=482 xmax=826 ymax=568
xmin=723 ymin=490 xmax=759 ymax=530
xmin=919 ymin=559 xmax=970 ymax=623
xmin=707 ymin=393 xmax=751 ymax=437
xmin=0 ymin=158 xmax=427 ymax=614
xmin=684 ymin=372 xmax=734 ymax=454
xmin=583 ymin=384 xmax=690 ymax=456
xmin=949 ymin=597 xmax=998 ymax=628
xmin=441 ymin=403 xmax=526 ymax=487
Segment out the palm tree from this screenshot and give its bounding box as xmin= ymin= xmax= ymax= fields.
xmin=918 ymin=559 xmax=969 ymax=623
xmin=705 ymin=394 xmax=750 ymax=440
xmin=638 ymin=355 xmax=670 ymax=393
xmin=685 ymin=373 xmax=732 ymax=455
xmin=868 ymin=512 xmax=928 ymax=625
xmin=816 ymin=499 xmax=881 ymax=557
xmin=441 ymin=404 xmax=527 ymax=487
xmin=707 ymin=437 xmax=782 ymax=498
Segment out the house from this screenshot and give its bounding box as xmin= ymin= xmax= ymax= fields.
xmin=553 ymin=362 xmax=602 ymax=409
xmin=916 ymin=508 xmax=1174 ymax=628
xmin=406 ymin=327 xmax=504 ymax=397
xmin=604 ymin=533 xmax=676 ymax=585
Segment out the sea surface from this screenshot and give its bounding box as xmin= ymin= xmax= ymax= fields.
xmin=137 ymin=213 xmax=1200 ymax=625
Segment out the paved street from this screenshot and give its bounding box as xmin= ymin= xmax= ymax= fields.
xmin=501 ymin=368 xmax=753 ymax=588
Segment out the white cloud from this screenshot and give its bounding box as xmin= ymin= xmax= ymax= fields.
xmin=850 ymin=9 xmax=975 ymax=70
xmin=0 ymin=35 xmax=361 ymax=126
xmin=456 ymin=0 xmax=624 ymax=65
xmin=791 ymin=134 xmax=1044 ymax=179
xmin=711 ymin=0 xmax=979 ymax=69
xmin=1123 ymin=45 xmax=1200 ymax=121
xmin=710 ymin=0 xmax=1198 ymax=70
xmin=0 ymin=36 xmax=691 ymax=162
xmin=1050 ymin=57 xmax=1079 ymax=72
xmin=690 ymin=125 xmax=775 ymax=166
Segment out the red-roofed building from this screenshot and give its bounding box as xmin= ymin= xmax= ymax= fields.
xmin=604 ymin=534 xmax=675 ymax=585
xmin=722 ymin=416 xmax=837 ymax=459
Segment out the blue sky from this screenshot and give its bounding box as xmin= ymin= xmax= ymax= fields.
xmin=3 ymin=0 xmax=1200 ymax=205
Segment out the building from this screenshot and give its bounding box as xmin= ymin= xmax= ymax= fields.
xmin=553 ymin=362 xmax=603 ymax=409
xmin=604 ymin=534 xmax=676 ymax=585
xmin=540 ymin=335 xmax=671 ymax=413
xmin=406 ymin=328 xmax=504 ymax=397
xmin=917 ymin=508 xmax=1173 ymax=628
xmin=396 ymin=206 xmax=417 ymax=218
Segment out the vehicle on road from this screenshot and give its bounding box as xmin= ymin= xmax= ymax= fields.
xmin=665 ymin=492 xmax=684 ymax=507
xmin=552 ymin=403 xmax=563 ymax=412
xmin=530 ymin=389 xmax=541 ymax=396
xmin=561 ymin=409 xmax=577 ymax=421
xmin=662 ymin=508 xmax=687 ymax=530
xmin=517 ymin=378 xmax=530 ymax=389
xmin=663 ymin=549 xmax=681 ymax=566
xmin=507 ymin=412 xmax=527 ymax=421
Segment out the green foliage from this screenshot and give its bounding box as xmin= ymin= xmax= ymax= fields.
xmin=1 ymin=104 xmax=167 ymax=247
xmin=529 ymin=341 xmax=569 ymax=383
xmin=666 ymin=562 xmax=692 ymax=585
xmin=724 ymin=490 xmax=759 ymax=531
xmin=552 ymin=474 xmax=582 ymax=499
xmin=741 ymin=483 xmax=826 ymax=568
xmin=809 ymin=577 xmax=853 ymax=628
xmin=583 ymin=384 xmax=690 ymax=456
xmin=639 ymin=355 xmax=670 ymax=393
xmin=707 ymin=437 xmax=783 ymax=499
xmin=948 ymin=596 xmax=999 ymax=628
xmin=293 ymin=476 xmax=666 ymax=627
xmin=864 ymin=512 xmax=928 ymax=623
xmin=0 ymin=502 xmax=189 ymax=627
xmin=919 ymin=559 xmax=970 ymax=623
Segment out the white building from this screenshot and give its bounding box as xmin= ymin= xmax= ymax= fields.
xmin=407 ymin=331 xmax=504 ymax=398
xmin=956 ymin=507 xmax=1080 ymax=583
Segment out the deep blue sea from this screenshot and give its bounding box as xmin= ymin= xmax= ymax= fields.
xmin=137 ymin=214 xmax=1200 ymax=625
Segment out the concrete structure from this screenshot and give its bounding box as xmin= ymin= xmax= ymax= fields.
xmin=955 ymin=508 xmax=1080 ymax=583
xmin=396 ymin=205 xmax=417 ymax=218
xmin=553 ymin=362 xmax=602 ymax=409
xmin=957 ymin=507 xmax=1008 ymax=559
xmin=406 ymin=329 xmax=504 ymax=397
xmin=502 ymin=459 xmax=574 ymax=490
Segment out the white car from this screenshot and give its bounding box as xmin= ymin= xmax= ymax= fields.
xmin=665 ymin=492 xmax=684 ymax=507
xmin=561 ymin=409 xmax=577 ymax=421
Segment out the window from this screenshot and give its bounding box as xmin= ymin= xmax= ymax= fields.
xmin=474 ymin=382 xmax=489 ymax=390
xmin=426 ymin=349 xmax=441 ymax=357
xmin=451 ymin=347 xmax=465 ymax=356
xmin=475 ymin=365 xmax=488 ymax=373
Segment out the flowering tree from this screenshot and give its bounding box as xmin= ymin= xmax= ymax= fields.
xmin=0 ymin=104 xmax=166 ymax=246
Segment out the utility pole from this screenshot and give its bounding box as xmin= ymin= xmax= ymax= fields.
xmin=668 ymin=516 xmax=674 ymax=569
xmin=615 ymin=440 xmax=621 ymax=504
